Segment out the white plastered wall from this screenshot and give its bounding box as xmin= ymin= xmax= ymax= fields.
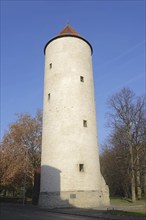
xmin=40 ymin=36 xmax=108 ymax=198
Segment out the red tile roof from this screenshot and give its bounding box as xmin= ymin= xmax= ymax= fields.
xmin=44 ymin=25 xmax=93 ymax=55
xmin=57 ymin=25 xmax=80 ymax=37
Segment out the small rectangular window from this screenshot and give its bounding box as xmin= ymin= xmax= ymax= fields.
xmin=79 ymin=164 xmax=84 ymax=172
xmin=83 ymin=120 xmax=87 ymax=127
xmin=80 ymin=76 xmax=84 ymax=82
xmin=48 ymin=93 xmax=50 ymax=100
xmin=50 ymin=63 xmax=52 ymax=69
xmin=70 ymin=194 xmax=76 ymax=199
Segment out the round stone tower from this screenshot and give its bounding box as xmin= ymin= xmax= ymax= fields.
xmin=39 ymin=25 xmax=109 ymax=208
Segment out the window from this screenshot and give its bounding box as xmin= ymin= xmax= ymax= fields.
xmin=48 ymin=93 xmax=50 ymax=100
xmin=50 ymin=63 xmax=52 ymax=69
xmin=80 ymin=76 xmax=84 ymax=82
xmin=83 ymin=120 xmax=87 ymax=127
xmin=70 ymin=194 xmax=76 ymax=199
xmin=79 ymin=164 xmax=84 ymax=172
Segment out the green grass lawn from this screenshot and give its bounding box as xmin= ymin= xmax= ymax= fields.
xmin=110 ymin=197 xmax=146 ymax=206
xmin=105 ymin=209 xmax=146 ymax=218
xmin=107 ymin=197 xmax=146 ymax=218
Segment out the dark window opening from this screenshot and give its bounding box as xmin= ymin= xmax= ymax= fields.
xmin=50 ymin=63 xmax=52 ymax=69
xmin=80 ymin=76 xmax=84 ymax=82
xmin=83 ymin=120 xmax=87 ymax=127
xmin=48 ymin=93 xmax=50 ymax=100
xmin=79 ymin=164 xmax=84 ymax=172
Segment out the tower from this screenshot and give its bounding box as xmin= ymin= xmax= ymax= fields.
xmin=39 ymin=25 xmax=109 ymax=208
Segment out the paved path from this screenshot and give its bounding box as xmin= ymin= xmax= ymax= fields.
xmin=0 ymin=204 xmax=94 ymax=220
xmin=0 ymin=203 xmax=145 ymax=220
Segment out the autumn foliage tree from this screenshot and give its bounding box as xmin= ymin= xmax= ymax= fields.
xmin=0 ymin=110 xmax=42 ymax=197
xmin=100 ymin=88 xmax=146 ymax=201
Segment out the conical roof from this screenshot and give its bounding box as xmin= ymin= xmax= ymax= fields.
xmin=57 ymin=25 xmax=80 ymax=37
xmin=44 ymin=25 xmax=93 ymax=54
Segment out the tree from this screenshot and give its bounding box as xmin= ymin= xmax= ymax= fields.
xmin=0 ymin=110 xmax=42 ymax=197
xmin=101 ymin=88 xmax=145 ymax=201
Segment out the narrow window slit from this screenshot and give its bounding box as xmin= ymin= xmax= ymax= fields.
xmin=79 ymin=164 xmax=84 ymax=172
xmin=50 ymin=63 xmax=52 ymax=69
xmin=83 ymin=120 xmax=87 ymax=127
xmin=48 ymin=93 xmax=50 ymax=100
xmin=80 ymin=76 xmax=84 ymax=82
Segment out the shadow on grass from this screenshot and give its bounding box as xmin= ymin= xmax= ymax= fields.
xmin=103 ymin=209 xmax=146 ymax=218
xmin=50 ymin=207 xmax=146 ymax=219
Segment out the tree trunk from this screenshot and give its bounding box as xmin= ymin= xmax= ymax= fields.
xmin=131 ymin=168 xmax=136 ymax=202
xmin=136 ymin=154 xmax=142 ymax=200
xmin=130 ymin=144 xmax=136 ymax=202
xmin=144 ymin=154 xmax=146 ymax=198
xmin=144 ymin=173 xmax=146 ymax=197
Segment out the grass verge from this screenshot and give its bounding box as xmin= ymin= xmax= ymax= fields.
xmin=110 ymin=197 xmax=146 ymax=206
xmin=108 ymin=197 xmax=146 ymax=218
xmin=105 ymin=209 xmax=146 ymax=218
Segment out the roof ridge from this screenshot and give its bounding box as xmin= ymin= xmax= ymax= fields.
xmin=57 ymin=25 xmax=80 ymax=37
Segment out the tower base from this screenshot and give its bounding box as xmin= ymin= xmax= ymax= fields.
xmin=39 ymin=190 xmax=110 ymax=208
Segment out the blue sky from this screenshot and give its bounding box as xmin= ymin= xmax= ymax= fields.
xmin=1 ymin=0 xmax=145 ymax=149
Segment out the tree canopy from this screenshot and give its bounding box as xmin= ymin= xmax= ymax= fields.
xmin=0 ymin=110 xmax=42 ymax=197
xmin=100 ymin=88 xmax=146 ymax=201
